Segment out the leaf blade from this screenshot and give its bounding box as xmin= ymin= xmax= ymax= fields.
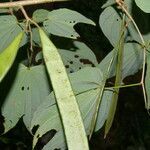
xmin=43 ymin=8 xmax=95 ymax=39
xmin=0 ymin=15 xmax=26 ymax=53
xmin=145 ymin=53 xmax=150 ymax=109
xmin=135 ymin=0 xmax=150 ymax=13
xmin=1 ymin=64 xmax=51 ymax=133
xmin=0 ymin=32 xmax=24 ymax=82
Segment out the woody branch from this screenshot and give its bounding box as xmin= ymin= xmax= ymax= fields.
xmin=0 ymin=0 xmax=70 ymax=8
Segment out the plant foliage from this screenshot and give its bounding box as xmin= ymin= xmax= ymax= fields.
xmin=0 ymin=0 xmax=150 ymax=149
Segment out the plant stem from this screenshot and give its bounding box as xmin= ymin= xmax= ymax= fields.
xmin=104 ymin=15 xmax=126 ymax=137
xmin=120 ymin=5 xmax=145 ymax=45
xmin=106 ymin=82 xmax=142 ymax=90
xmin=116 ymin=1 xmax=147 ymax=108
xmin=20 ymin=6 xmax=36 ymax=67
xmin=0 ymin=0 xmax=70 ymax=8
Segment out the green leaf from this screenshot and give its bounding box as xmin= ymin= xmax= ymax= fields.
xmin=99 ymin=7 xmax=124 ymax=47
xmin=42 ymin=131 xmax=66 ymax=150
xmin=135 ymin=0 xmax=150 ymax=13
xmin=39 ymin=28 xmax=89 ymax=150
xmin=30 ymin=67 xmax=103 ymax=149
xmin=124 ymin=0 xmax=150 ymax=43
xmin=0 ymin=15 xmax=25 ymax=53
xmin=43 ymin=8 xmax=95 ymax=39
xmin=145 ymin=53 xmax=150 ymax=109
xmin=94 ymin=89 xmax=113 ymax=132
xmin=102 ymin=0 xmax=116 ymax=8
xmin=35 ymin=41 xmax=98 ymax=73
xmin=32 ymin=9 xmax=49 ymax=23
xmin=97 ymin=48 xmax=117 ymax=78
xmin=70 ymin=67 xmax=106 ymax=138
xmin=1 ymin=64 xmax=51 ymax=133
xmin=59 ymin=41 xmax=98 ymax=73
xmin=105 ymin=16 xmax=125 ymax=136
xmin=1 ymin=66 xmax=25 ymax=133
xmin=69 ymin=67 xmax=102 ymax=94
xmin=98 ymin=43 xmax=143 ymax=79
xmin=32 ymin=89 xmax=101 ymax=150
xmin=32 ymin=27 xmax=41 ymax=46
xmin=121 ymin=43 xmax=143 ymax=79
xmin=2 ymin=63 xmax=109 ymax=149
xmin=0 ymin=32 xmax=24 ymax=82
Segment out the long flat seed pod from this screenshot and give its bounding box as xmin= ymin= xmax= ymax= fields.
xmin=0 ymin=32 xmax=24 ymax=82
xmin=39 ymin=28 xmax=89 ymax=150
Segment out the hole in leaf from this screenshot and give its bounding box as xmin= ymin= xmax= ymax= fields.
xmin=79 ymin=59 xmax=95 ymax=67
xmin=73 ymin=21 xmax=76 ymax=23
xmin=71 ymin=35 xmax=73 ymax=37
xmin=116 ymin=18 xmax=119 ymax=21
xmin=74 ymin=55 xmax=79 ymax=58
xmin=70 ymin=61 xmax=73 ymax=64
xmin=92 ymin=64 xmax=95 ymax=67
xmin=65 ymin=65 xmax=69 ymax=68
xmin=79 ymin=59 xmax=83 ymax=63
xmin=70 ymin=70 xmax=74 ymax=73
xmin=27 ymin=87 xmax=30 ymax=90
xmin=32 ymin=125 xmax=39 ymax=135
xmin=35 ymin=129 xmax=57 ymax=150
xmin=21 ymin=86 xmax=24 ymax=91
xmin=79 ymin=67 xmax=81 ymax=69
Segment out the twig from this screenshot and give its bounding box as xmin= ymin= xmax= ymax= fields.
xmin=106 ymin=82 xmax=142 ymax=90
xmin=116 ymin=0 xmax=147 ymax=108
xmin=20 ymin=6 xmax=39 ymax=28
xmin=9 ymin=0 xmax=14 ymax=15
xmin=20 ymin=6 xmax=37 ymax=67
xmin=0 ymin=0 xmax=70 ymax=8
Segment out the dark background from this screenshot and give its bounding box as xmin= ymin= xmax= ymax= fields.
xmin=0 ymin=0 xmax=150 ymax=150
